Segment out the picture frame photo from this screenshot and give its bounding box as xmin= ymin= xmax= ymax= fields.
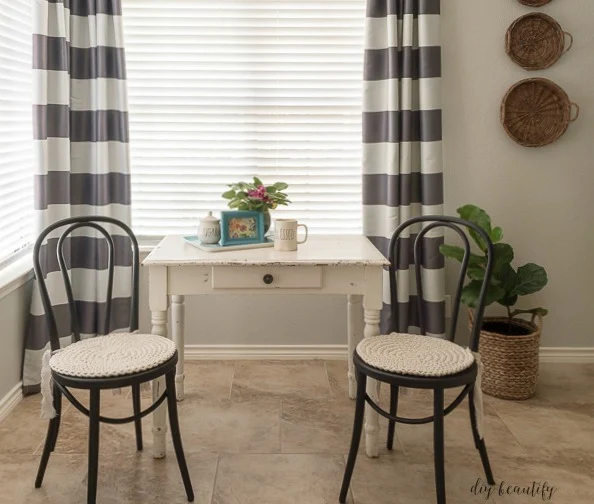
xmin=219 ymin=210 xmax=265 ymax=246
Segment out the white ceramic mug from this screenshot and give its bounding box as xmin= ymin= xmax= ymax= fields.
xmin=274 ymin=219 xmax=308 ymax=251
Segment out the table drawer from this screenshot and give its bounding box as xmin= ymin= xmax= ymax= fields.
xmin=212 ymin=266 xmax=322 ymax=289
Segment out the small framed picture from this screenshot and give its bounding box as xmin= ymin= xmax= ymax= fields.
xmin=220 ymin=211 xmax=265 ymax=246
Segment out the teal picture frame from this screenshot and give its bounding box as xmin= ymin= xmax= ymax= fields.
xmin=220 ymin=211 xmax=265 ymax=246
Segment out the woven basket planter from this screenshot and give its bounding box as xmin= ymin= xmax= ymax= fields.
xmin=470 ymin=311 xmax=542 ymax=400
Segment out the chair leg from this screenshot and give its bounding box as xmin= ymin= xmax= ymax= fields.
xmin=469 ymin=384 xmax=495 ymax=485
xmin=87 ymin=389 xmax=101 ymax=504
xmin=132 ymin=383 xmax=143 ymax=451
xmin=165 ymin=371 xmax=195 ymax=502
xmin=433 ymin=388 xmax=446 ymax=504
xmin=35 ymin=382 xmax=62 ymax=488
xmin=387 ymin=384 xmax=399 ymax=450
xmin=339 ymin=371 xmax=367 ymax=503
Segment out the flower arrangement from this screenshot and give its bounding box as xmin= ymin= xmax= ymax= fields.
xmin=222 ymin=177 xmax=290 ymax=212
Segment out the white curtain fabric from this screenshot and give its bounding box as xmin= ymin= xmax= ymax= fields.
xmin=23 ymin=0 xmax=132 ymax=393
xmin=362 ymin=0 xmax=445 ymax=336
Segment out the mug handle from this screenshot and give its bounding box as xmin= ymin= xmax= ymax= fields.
xmin=297 ymin=224 xmax=308 ymax=244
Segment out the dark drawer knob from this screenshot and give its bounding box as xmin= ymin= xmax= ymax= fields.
xmin=263 ymin=274 xmax=274 ymax=285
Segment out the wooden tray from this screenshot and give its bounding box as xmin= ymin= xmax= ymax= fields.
xmin=506 ymin=13 xmax=572 ymax=70
xmin=501 ymin=78 xmax=579 ymax=147
xmin=183 ymin=236 xmax=273 ymax=253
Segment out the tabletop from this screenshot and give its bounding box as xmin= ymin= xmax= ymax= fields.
xmin=142 ymin=235 xmax=389 ymax=267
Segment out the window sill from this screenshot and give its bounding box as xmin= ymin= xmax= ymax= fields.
xmin=0 ymin=253 xmax=34 ymax=301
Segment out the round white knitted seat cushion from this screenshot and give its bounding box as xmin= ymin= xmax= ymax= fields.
xmin=356 ymin=333 xmax=475 ymax=377
xmin=49 ymin=333 xmax=177 ymax=378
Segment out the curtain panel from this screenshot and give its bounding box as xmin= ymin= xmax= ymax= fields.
xmin=23 ymin=0 xmax=132 ymax=393
xmin=362 ymin=0 xmax=445 ymax=336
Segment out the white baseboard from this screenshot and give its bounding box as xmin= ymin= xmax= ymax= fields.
xmin=539 ymin=347 xmax=594 ymax=363
xmin=185 ymin=344 xmax=348 ymax=360
xmin=0 ymin=382 xmax=22 ymax=424
xmin=184 ymin=344 xmax=594 ymax=363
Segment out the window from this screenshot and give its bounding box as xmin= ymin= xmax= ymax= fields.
xmin=122 ymin=0 xmax=365 ymax=237
xmin=0 ymin=0 xmax=33 ymax=266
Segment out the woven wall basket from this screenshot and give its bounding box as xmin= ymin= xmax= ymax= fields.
xmin=506 ymin=13 xmax=573 ymax=70
xmin=501 ymin=78 xmax=579 ymax=147
xmin=470 ymin=311 xmax=542 ymax=400
xmin=518 ymin=0 xmax=552 ymax=6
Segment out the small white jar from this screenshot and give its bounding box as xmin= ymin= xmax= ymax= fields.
xmin=198 ymin=211 xmax=221 ymax=244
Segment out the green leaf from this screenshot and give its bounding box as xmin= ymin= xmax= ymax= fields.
xmin=490 ymin=227 xmax=503 ymax=243
xmin=253 ymin=177 xmax=263 ymax=186
xmin=498 ymin=295 xmax=518 ymax=307
xmin=492 ymin=243 xmax=514 ymax=275
xmin=266 ymin=186 xmax=277 ymax=193
xmin=510 ymin=307 xmax=549 ymax=318
xmin=499 ymin=264 xmax=517 ymax=292
xmin=510 ymin=263 xmax=548 ymax=296
xmin=467 ymin=266 xmax=485 ymax=281
xmin=228 ymin=199 xmax=241 ymax=208
xmin=439 ymin=244 xmax=464 ymax=262
xmin=222 ymin=190 xmax=236 ymax=199
xmin=238 ymin=203 xmax=249 ymax=211
xmin=461 ymin=280 xmax=505 ymax=308
xmin=457 ymin=204 xmax=492 ymax=251
xmin=273 ymin=182 xmax=289 ymax=190
xmin=439 ymin=244 xmax=486 ymax=268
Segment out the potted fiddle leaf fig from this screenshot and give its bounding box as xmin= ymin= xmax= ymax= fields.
xmin=440 ymin=205 xmax=548 ymax=400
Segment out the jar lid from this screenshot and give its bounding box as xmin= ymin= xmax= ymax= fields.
xmin=200 ymin=211 xmax=219 ymax=223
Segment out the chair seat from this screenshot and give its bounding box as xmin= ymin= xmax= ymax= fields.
xmin=49 ymin=333 xmax=177 ymax=378
xmin=356 ymin=333 xmax=475 ymax=377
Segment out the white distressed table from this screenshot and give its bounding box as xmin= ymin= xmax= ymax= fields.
xmin=142 ymin=234 xmax=388 ymax=459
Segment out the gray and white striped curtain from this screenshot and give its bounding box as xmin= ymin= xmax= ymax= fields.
xmin=23 ymin=0 xmax=132 ymax=393
xmin=362 ymin=0 xmax=445 ymax=336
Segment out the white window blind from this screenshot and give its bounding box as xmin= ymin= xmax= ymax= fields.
xmin=122 ymin=0 xmax=365 ymax=237
xmin=0 ymin=0 xmax=33 ymax=267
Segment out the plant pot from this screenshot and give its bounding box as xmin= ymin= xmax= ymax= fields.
xmin=469 ymin=310 xmax=542 ymax=400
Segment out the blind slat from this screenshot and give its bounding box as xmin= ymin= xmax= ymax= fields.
xmin=0 ymin=0 xmax=33 ymax=266
xmin=123 ymin=0 xmax=365 ymax=237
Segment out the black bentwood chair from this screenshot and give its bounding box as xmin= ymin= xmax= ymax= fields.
xmin=339 ymin=216 xmax=496 ymax=504
xmin=33 ymin=216 xmax=194 ymax=504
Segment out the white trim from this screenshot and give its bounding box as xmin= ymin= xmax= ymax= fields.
xmin=0 ymin=253 xmax=34 ymax=301
xmin=184 ymin=344 xmax=348 ymax=360
xmin=0 ymin=382 xmax=23 ymax=424
xmin=184 ymin=344 xmax=594 ymax=363
xmin=539 ymin=347 xmax=594 ymax=363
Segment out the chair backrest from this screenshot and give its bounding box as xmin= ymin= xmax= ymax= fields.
xmin=387 ymin=215 xmax=494 ymax=352
xmin=33 ymin=216 xmax=140 ymax=351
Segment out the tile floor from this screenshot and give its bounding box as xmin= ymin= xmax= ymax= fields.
xmin=0 ymin=360 xmax=593 ymax=503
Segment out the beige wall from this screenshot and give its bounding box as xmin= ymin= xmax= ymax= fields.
xmin=441 ymin=0 xmax=594 ymax=346
xmin=0 ymin=282 xmax=32 ymax=399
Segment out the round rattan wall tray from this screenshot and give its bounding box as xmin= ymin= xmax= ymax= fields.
xmin=501 ymin=78 xmax=579 ymax=147
xmin=506 ymin=13 xmax=572 ymax=70
xmin=518 ymin=0 xmax=552 ymax=6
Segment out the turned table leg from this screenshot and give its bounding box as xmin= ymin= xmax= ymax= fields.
xmin=151 ymin=309 xmax=168 ymax=459
xmin=347 ymin=295 xmax=363 ymax=400
xmin=171 ymin=295 xmax=186 ymax=401
xmin=363 ymin=307 xmax=381 ymax=458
